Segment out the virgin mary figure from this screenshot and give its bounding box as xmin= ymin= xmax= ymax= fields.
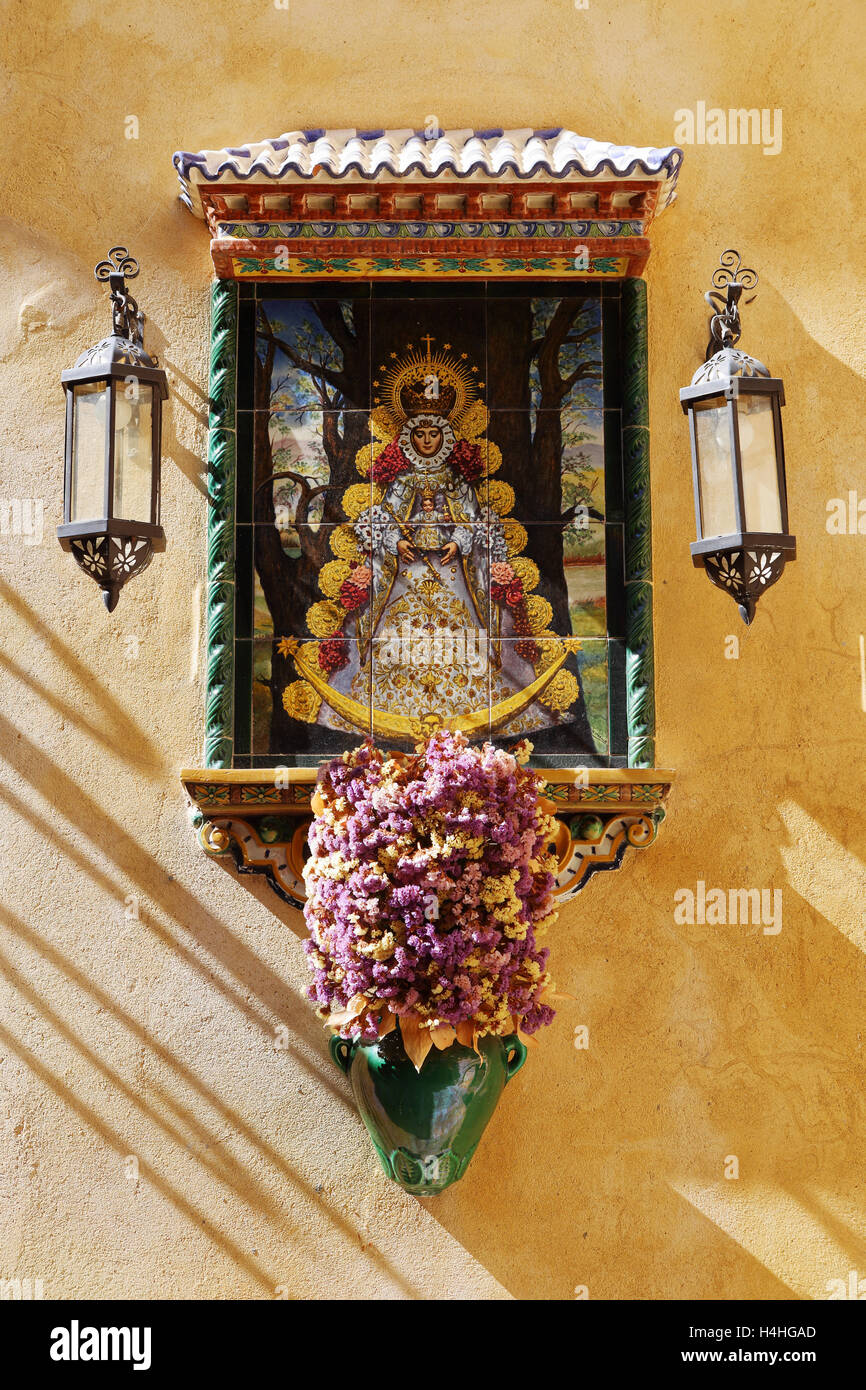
xmin=281 ymin=340 xmax=585 ymax=746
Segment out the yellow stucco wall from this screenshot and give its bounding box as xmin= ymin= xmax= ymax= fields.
xmin=2 ymin=0 xmax=865 ymax=1300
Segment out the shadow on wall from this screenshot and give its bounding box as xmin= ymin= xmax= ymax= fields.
xmin=0 ymin=601 xmax=425 ymax=1295
xmin=400 ymin=801 xmax=866 ymax=1300
xmin=0 ymin=582 xmax=164 ymax=772
xmin=141 ymin=287 xmax=212 ymax=501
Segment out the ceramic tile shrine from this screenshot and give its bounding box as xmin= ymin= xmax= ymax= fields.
xmin=177 ymin=128 xmax=676 ymax=903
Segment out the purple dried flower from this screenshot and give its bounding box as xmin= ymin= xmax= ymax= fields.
xmin=303 ymin=732 xmax=559 ymax=1040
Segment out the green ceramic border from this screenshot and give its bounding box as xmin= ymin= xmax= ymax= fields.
xmin=204 ymin=279 xmax=238 ymax=767
xmin=621 ymin=278 xmax=655 ymax=769
xmin=203 ymin=277 xmax=656 ymax=771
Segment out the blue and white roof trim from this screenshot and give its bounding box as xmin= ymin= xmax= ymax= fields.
xmin=173 ymin=127 xmax=683 ymax=217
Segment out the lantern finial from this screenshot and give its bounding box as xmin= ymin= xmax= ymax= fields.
xmin=95 ymin=247 xmax=146 ymax=349
xmin=704 ymin=249 xmax=758 ymax=360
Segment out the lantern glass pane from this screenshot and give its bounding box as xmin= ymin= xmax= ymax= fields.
xmin=71 ymin=381 xmax=109 ymax=521
xmin=694 ymin=398 xmax=736 ymax=538
xmin=737 ymin=393 xmax=783 ymax=532
xmin=112 ymin=380 xmax=153 ymax=521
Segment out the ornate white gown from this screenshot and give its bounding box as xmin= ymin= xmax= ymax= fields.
xmin=314 ymin=425 xmax=561 ymax=742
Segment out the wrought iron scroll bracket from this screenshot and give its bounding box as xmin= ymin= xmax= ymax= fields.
xmin=704 ymin=248 xmax=759 ymax=360
xmin=95 ymin=246 xmax=147 ymax=350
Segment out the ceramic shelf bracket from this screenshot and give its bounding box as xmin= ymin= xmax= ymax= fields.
xmin=182 ymin=767 xmax=673 ymax=909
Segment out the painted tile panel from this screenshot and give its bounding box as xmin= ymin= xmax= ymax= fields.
xmin=242 ymin=285 xmax=622 ymax=764
xmin=257 ymin=636 xmax=373 ymax=758
xmin=485 ymin=292 xmax=602 ymax=409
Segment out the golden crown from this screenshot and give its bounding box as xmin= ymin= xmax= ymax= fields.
xmin=373 ymin=336 xmax=484 ymax=435
xmin=401 ymin=377 xmax=457 ymax=418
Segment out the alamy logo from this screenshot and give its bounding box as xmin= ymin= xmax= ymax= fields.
xmin=674 ymin=880 xmax=782 ymax=934
xmin=0 ymin=1277 xmax=44 ymax=1299
xmin=673 ymin=103 xmax=782 ymax=156
xmin=377 ymin=619 xmax=488 ymax=675
xmin=826 ymin=1270 xmax=866 ymax=1299
xmin=826 ymin=493 xmax=866 ymax=534
xmin=0 ymin=498 xmax=43 ymax=546
xmin=50 ymin=1321 xmax=152 ymax=1371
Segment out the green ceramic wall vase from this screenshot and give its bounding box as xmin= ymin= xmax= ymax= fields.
xmin=329 ymin=1022 xmax=527 ymax=1195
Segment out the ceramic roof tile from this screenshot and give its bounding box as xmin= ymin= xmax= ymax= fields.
xmin=173 ymin=127 xmax=683 ymax=216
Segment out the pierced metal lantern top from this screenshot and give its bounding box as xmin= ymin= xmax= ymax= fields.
xmin=690 ymin=345 xmax=770 ymax=386
xmin=71 ymin=334 xmax=159 ymax=372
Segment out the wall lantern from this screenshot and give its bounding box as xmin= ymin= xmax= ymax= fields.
xmin=680 ymin=250 xmax=795 ymax=624
xmin=57 ymin=247 xmax=167 ymax=611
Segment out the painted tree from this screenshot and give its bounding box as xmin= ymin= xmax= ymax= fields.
xmin=486 ymin=294 xmax=602 ymax=633
xmin=486 ymin=294 xmax=602 ymax=752
xmin=254 ymin=297 xmax=371 ymax=752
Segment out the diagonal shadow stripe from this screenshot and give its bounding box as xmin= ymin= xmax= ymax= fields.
xmin=0 ymin=903 xmax=422 ymax=1295
xmin=0 ymin=714 xmax=351 ymax=1109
